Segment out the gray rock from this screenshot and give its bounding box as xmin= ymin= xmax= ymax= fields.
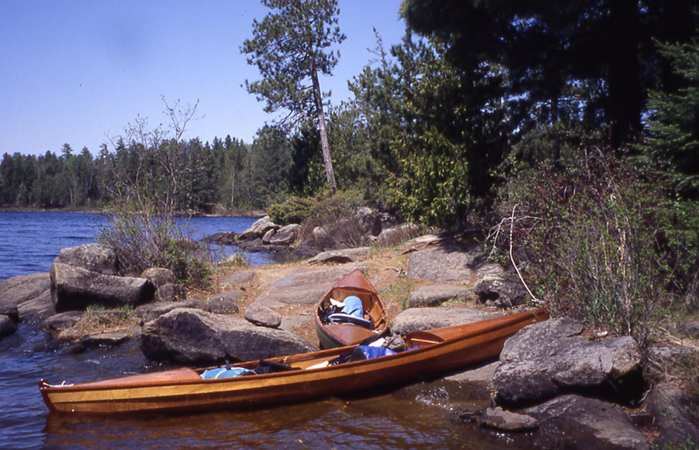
xmin=80 ymin=330 xmax=132 ymax=348
xmin=244 ymin=304 xmax=282 ymax=328
xmin=407 ymin=242 xmax=481 ymax=282
xmin=312 ymin=226 xmax=329 ymax=241
xmin=391 ymin=307 xmax=501 ymax=335
xmin=56 ymin=243 xmax=118 ymax=275
xmin=51 ymin=263 xmax=155 ymax=311
xmin=154 ymin=283 xmax=185 ymax=303
xmin=255 ymin=264 xmax=365 ymax=306
xmin=377 ymin=223 xmax=421 ymax=247
xmin=141 ymin=308 xmax=315 ymax=364
xmin=480 ymin=407 xmax=538 ymax=432
xmin=202 ymin=232 xmax=238 ymax=245
xmin=355 ymin=207 xmax=383 ymax=236
xmin=238 ymin=216 xmax=279 ymax=240
xmin=0 ymin=315 xmax=17 ymax=338
xmin=646 ymin=381 xmax=699 ymax=446
xmin=525 ymin=395 xmax=648 ymax=450
xmin=408 ymin=284 xmax=471 ymax=307
xmin=42 ymin=311 xmax=83 ymax=335
xmin=269 ymin=224 xmax=300 ymax=245
xmin=307 ymin=247 xmax=371 ymax=265
xmin=0 ymin=273 xmax=52 ymax=323
xmin=140 ymin=268 xmax=176 ymax=288
xmin=202 ymin=291 xmax=241 ymax=315
xmin=474 ymin=274 xmax=527 ymax=307
xmin=444 ymin=361 xmax=500 ymax=384
xmin=261 ymin=228 xmax=276 ymax=244
xmin=492 ymin=318 xmax=642 ymax=405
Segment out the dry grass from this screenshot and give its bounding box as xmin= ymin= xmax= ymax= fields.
xmin=59 ymin=305 xmax=139 ymax=341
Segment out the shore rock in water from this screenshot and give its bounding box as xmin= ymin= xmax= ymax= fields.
xmin=262 ymin=228 xmax=276 ymax=244
xmin=268 ymin=224 xmax=300 ymax=245
xmin=407 ymin=242 xmax=481 ymax=282
xmin=244 ymin=304 xmax=282 ymax=328
xmin=141 ymin=308 xmax=315 ymax=364
xmin=408 ymin=284 xmax=471 ymax=307
xmin=391 ymin=307 xmax=501 ymax=335
xmin=0 ymin=304 xmax=19 ymax=322
xmin=646 ymin=381 xmax=699 ymax=446
xmin=525 ymin=395 xmax=648 ymax=450
xmin=56 ymin=243 xmax=118 ymax=275
xmin=492 ymin=318 xmax=642 ymax=406
xmin=0 ymin=272 xmax=52 ymax=322
xmin=0 ymin=315 xmax=17 ymax=338
xmin=51 ymin=263 xmax=155 ymax=311
xmin=307 ymin=247 xmax=370 ymax=265
xmin=480 ymin=407 xmax=538 ymax=432
xmin=474 ymin=274 xmax=527 ymax=307
xmin=202 ymin=232 xmax=238 ymax=245
xmin=238 ymin=216 xmax=279 ymax=240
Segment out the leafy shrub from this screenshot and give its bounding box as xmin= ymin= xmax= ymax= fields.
xmin=491 ymin=148 xmax=698 ymax=346
xmin=268 ymin=195 xmax=316 ymax=225
xmin=99 ymin=202 xmax=212 ymax=289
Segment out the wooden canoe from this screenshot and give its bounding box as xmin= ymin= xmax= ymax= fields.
xmin=314 ymin=269 xmax=389 ymax=348
xmin=39 ymin=308 xmax=548 ymax=415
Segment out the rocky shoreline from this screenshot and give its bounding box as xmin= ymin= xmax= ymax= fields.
xmin=1 ymin=220 xmax=697 ymax=449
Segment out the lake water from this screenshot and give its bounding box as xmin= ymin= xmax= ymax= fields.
xmin=0 ymin=212 xmax=529 ymax=449
xmin=0 ymin=211 xmax=271 ymax=280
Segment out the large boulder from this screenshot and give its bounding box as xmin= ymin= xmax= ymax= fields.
xmin=307 ymin=247 xmax=371 ymax=265
xmin=492 ymin=318 xmax=642 ymax=406
xmin=406 ymin=242 xmax=481 ymax=282
xmin=525 ymin=395 xmax=649 ymax=450
xmin=0 ymin=273 xmax=52 ymax=322
xmin=646 ymin=381 xmax=699 ymax=446
xmin=51 ymin=262 xmax=155 ymax=311
xmin=474 ymin=274 xmax=527 ymax=307
xmin=408 ymin=284 xmax=471 ymax=307
xmin=135 ymin=291 xmax=241 ymax=322
xmin=268 ymin=224 xmax=300 ymax=246
xmin=377 ymin=223 xmax=421 ymax=247
xmin=355 ymin=207 xmax=383 ymax=236
xmin=238 ymin=216 xmax=279 ymax=240
xmin=391 ymin=307 xmax=501 ymax=335
xmin=141 ymin=268 xmax=181 ymax=302
xmin=141 ymin=308 xmax=315 ymax=364
xmin=42 ymin=311 xmax=83 ymax=336
xmin=479 ymin=407 xmax=539 ymax=432
xmin=55 ymin=243 xmax=118 ymax=275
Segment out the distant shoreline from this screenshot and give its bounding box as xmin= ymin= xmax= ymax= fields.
xmin=0 ymin=206 xmax=267 ymax=218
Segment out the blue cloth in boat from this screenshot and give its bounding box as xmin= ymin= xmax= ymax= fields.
xmin=200 ymin=367 xmax=254 ymax=380
xmin=340 ymin=295 xmax=364 ymax=318
xmin=356 ymin=345 xmax=396 ymax=359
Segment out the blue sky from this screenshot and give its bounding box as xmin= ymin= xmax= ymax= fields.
xmin=0 ymin=0 xmax=405 ymax=155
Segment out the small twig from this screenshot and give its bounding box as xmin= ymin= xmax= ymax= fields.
xmin=509 ymin=204 xmax=543 ymax=304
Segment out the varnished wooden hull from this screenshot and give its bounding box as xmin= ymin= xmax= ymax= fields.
xmin=40 ymin=308 xmax=548 ymax=415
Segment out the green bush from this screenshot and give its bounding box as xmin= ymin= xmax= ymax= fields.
xmin=297 ymin=189 xmax=367 ymax=249
xmin=491 ymin=148 xmax=698 ymax=346
xmin=268 ymin=195 xmax=316 ymax=225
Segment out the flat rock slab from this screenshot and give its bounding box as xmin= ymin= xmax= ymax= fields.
xmin=42 ymin=311 xmax=83 ymax=335
xmin=255 ymin=264 xmax=365 ymax=306
xmin=492 ymin=318 xmax=642 ymax=406
xmin=135 ymin=293 xmax=240 ymax=322
xmin=141 ymin=308 xmax=315 ymax=364
xmin=220 ymin=270 xmax=256 ymax=288
xmin=244 ymin=304 xmax=282 ymax=328
xmin=407 ymin=243 xmax=482 ymax=282
xmin=525 ymin=395 xmax=649 ymax=450
xmin=307 ymin=247 xmax=371 ymax=265
xmin=391 ymin=307 xmax=501 ymax=335
xmin=444 ymin=361 xmax=499 ymax=384
xmin=408 ymin=284 xmax=472 ymax=307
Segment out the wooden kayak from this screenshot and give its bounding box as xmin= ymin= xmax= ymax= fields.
xmin=314 ymin=269 xmax=388 ymax=348
xmin=39 ymin=308 xmax=548 ymax=415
